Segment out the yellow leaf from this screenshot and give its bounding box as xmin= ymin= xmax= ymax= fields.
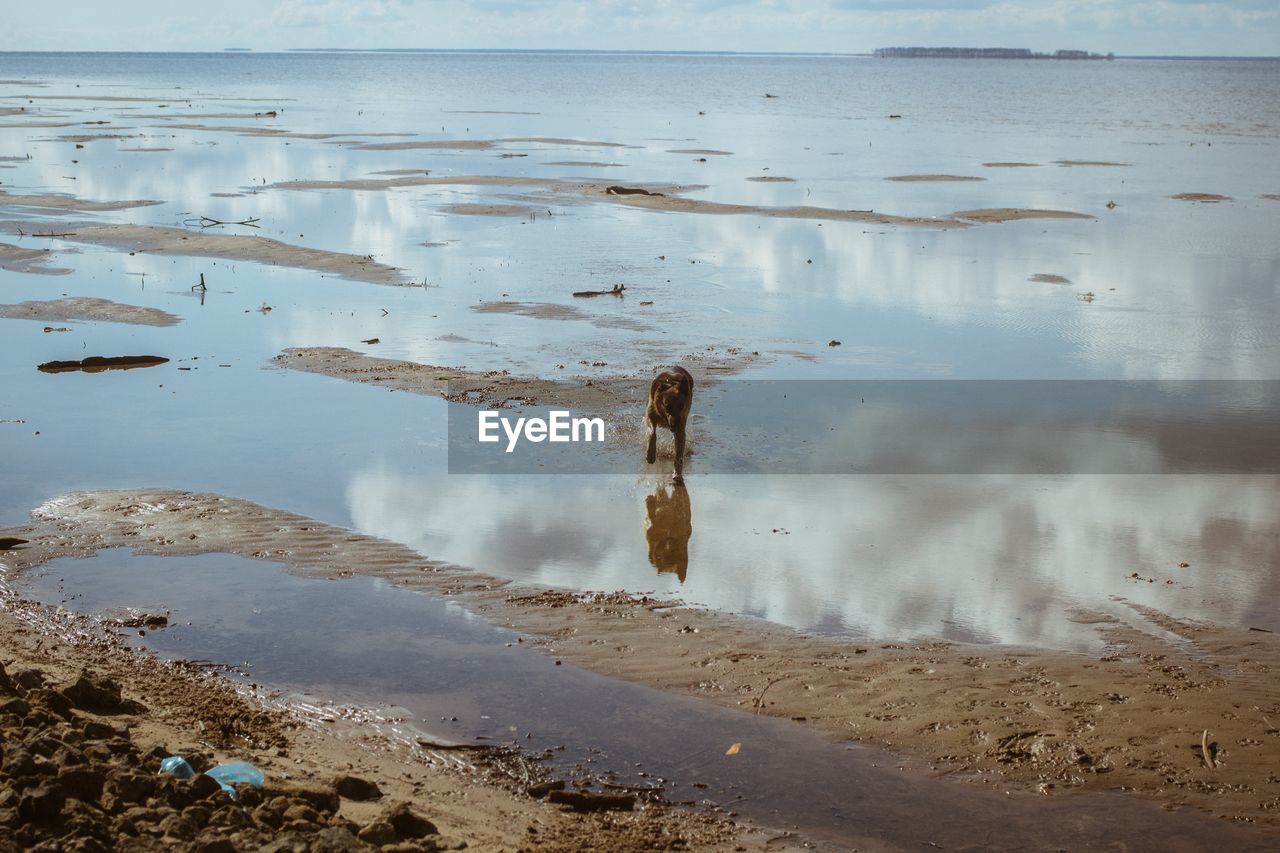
xmin=725 ymin=742 xmax=741 ymax=756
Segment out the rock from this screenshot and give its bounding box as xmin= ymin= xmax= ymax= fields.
xmin=282 ymin=803 xmax=319 ymax=824
xmin=190 ymin=773 xmax=225 ymax=800
xmin=334 ymin=774 xmax=383 ymax=802
xmin=10 ymin=667 xmax=46 ymax=692
xmin=356 ymin=820 xmax=397 ymax=846
xmin=80 ymin=720 xmax=115 ymax=741
xmin=57 ymin=767 xmax=106 ymax=801
xmin=310 ymin=826 xmax=377 ymax=852
xmin=61 ymin=673 xmax=124 ymax=712
xmin=231 ymin=783 xmax=263 ymax=807
xmin=185 ymin=804 xmax=213 ymax=829
xmin=193 ymin=836 xmax=238 ymax=853
xmin=64 ymin=837 xmax=109 ymax=853
xmin=526 ymin=780 xmax=565 ymax=799
xmin=103 ymin=769 xmax=155 ymax=805
xmin=3 ymin=746 xmax=36 ymax=777
xmin=28 ymin=688 xmax=75 ymax=719
xmin=18 ymin=780 xmax=66 ymax=822
xmin=252 ymin=803 xmax=283 ymax=829
xmin=381 ymin=801 xmax=438 ymax=840
xmin=545 ymin=789 xmax=636 ymax=812
xmin=263 ymin=783 xmax=339 ymax=815
xmin=158 ymin=812 xmax=198 ymax=840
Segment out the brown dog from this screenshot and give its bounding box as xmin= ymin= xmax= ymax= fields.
xmin=645 ymin=365 xmax=694 ymax=484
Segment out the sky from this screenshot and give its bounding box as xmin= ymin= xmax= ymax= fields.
xmin=2 ymin=0 xmax=1278 ymax=57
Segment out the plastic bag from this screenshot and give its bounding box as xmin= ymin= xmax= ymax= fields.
xmin=205 ymin=761 xmax=266 ymax=797
xmin=159 ymin=756 xmax=194 ymax=780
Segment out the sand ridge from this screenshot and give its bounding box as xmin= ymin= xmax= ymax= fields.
xmin=0 ymin=296 xmax=180 ymax=326
xmin=14 ymin=223 xmax=408 ymax=286
xmin=885 ymin=174 xmax=985 ymax=182
xmin=1171 ymin=192 xmax=1233 ymax=203
xmin=0 ymin=241 xmax=71 ymax=275
xmin=0 ymin=191 xmax=162 ymax=212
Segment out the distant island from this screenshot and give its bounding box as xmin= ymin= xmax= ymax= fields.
xmin=875 ymin=47 xmax=1113 ymax=60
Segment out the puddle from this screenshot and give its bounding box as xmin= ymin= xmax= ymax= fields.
xmin=15 ymin=548 xmax=1276 ymax=851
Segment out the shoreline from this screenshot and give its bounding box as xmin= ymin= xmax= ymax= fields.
xmin=3 ymin=488 xmax=1279 ymax=836
xmin=0 ymin=583 xmax=768 ymax=852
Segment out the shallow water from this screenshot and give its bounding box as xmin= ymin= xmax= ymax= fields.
xmin=17 ymin=548 xmax=1278 ymax=851
xmin=2 ymin=52 xmax=1278 ymax=651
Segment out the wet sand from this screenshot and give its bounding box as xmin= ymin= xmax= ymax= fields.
xmin=3 ymin=489 xmax=1279 ymax=834
xmin=954 ymin=208 xmax=1095 ymax=223
xmin=1054 ymin=160 xmax=1131 ymax=167
xmin=0 ymin=191 xmax=161 ymax=212
xmin=885 ymin=174 xmax=985 ymax=182
xmin=0 ymin=296 xmax=180 ymax=326
xmin=275 ymin=345 xmax=761 ymax=406
xmin=273 ymin=346 xmax=642 ymax=412
xmin=983 ymin=162 xmax=1041 ymax=167
xmin=443 ymin=203 xmax=536 ymax=217
xmin=0 ymin=242 xmax=70 ymax=275
xmin=265 ymin=174 xmax=560 ymax=192
xmin=157 ymin=123 xmax=412 ymax=141
xmin=1028 ymin=273 xmax=1071 ymax=284
xmin=0 ymin=223 xmax=407 ymax=286
xmin=1171 ymin=192 xmax=1233 ymax=203
xmin=259 ymin=172 xmax=1097 ymax=230
xmin=746 ymin=175 xmax=795 ymax=182
xmin=473 ymin=300 xmax=651 ymax=331
xmin=0 ymin=588 xmax=757 ymax=852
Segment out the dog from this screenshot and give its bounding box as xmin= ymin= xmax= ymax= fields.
xmin=645 ymin=365 xmax=694 ymax=484
xmin=645 ymin=483 xmax=692 ymax=582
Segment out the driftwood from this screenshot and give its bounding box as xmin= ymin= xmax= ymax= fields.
xmin=0 ymin=537 xmax=29 ymax=550
xmin=572 ymin=283 xmax=625 ymax=298
xmin=38 ymin=355 xmax=169 ymax=374
xmin=605 ymin=185 xmax=664 ymax=197
xmin=545 ymin=789 xmax=636 ymax=812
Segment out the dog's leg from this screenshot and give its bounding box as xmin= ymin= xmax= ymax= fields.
xmin=672 ymin=423 xmax=686 ymax=484
xmin=646 ymin=418 xmax=657 ymax=464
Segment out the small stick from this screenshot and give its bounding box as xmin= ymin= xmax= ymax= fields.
xmin=755 ymin=675 xmax=789 ymax=715
xmin=1200 ymin=729 xmax=1215 ymax=769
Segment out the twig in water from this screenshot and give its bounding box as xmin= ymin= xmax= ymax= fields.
xmin=183 ymin=215 xmax=260 ymax=229
xmin=573 ymin=283 xmax=626 ymax=298
xmin=191 ymin=273 xmax=207 ymax=292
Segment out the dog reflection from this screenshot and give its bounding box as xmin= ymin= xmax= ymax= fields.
xmin=645 ymin=483 xmax=692 ymax=582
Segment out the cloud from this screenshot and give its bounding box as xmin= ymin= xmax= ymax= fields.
xmin=272 ymin=0 xmax=411 ymax=27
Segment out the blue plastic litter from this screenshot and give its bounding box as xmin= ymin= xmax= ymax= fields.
xmin=159 ymin=756 xmax=194 ymax=780
xmin=205 ymin=761 xmax=266 ymax=797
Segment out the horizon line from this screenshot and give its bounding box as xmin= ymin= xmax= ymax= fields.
xmin=1 ymin=48 xmax=1278 ymax=60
